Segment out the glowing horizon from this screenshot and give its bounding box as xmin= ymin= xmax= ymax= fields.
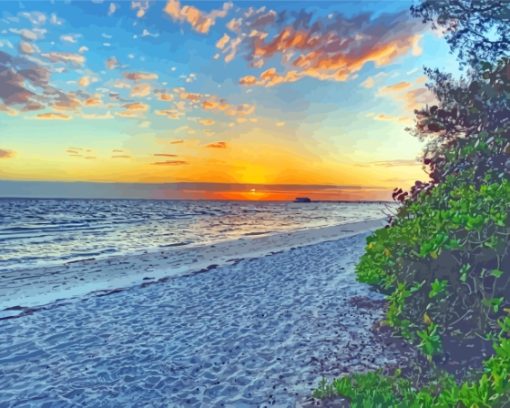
xmin=0 ymin=1 xmax=459 ymax=200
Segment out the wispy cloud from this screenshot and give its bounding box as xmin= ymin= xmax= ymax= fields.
xmin=123 ymin=72 xmax=158 ymax=81
xmin=206 ymin=141 xmax=227 ymax=149
xmin=198 ymin=118 xmax=215 ymax=126
xmin=123 ymin=102 xmax=149 ymax=111
xmin=19 ymin=41 xmax=39 ymax=54
xmin=60 ymin=34 xmax=79 ymax=43
xmin=36 ymin=112 xmax=71 ymax=120
xmin=106 ymin=56 xmax=118 ymax=69
xmin=377 ymin=81 xmax=412 ymax=95
xmin=164 ymin=0 xmax=232 ymax=34
xmin=365 ymin=159 xmax=420 ymax=167
xmin=42 ymin=52 xmax=85 ymax=66
xmin=229 ymin=8 xmax=424 ymax=86
xmin=0 ymin=149 xmax=15 ymax=159
xmin=155 ymin=109 xmax=184 ymax=119
xmin=65 ymin=147 xmax=95 ymax=159
xmin=130 ymin=83 xmax=151 ymax=97
xmin=151 ymin=160 xmax=188 ymax=166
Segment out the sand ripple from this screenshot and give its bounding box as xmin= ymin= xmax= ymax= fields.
xmin=0 ymin=234 xmax=405 ymax=407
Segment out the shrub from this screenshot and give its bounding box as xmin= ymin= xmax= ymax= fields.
xmin=358 ymin=177 xmax=510 ymax=357
xmin=313 ymin=317 xmax=510 ymax=407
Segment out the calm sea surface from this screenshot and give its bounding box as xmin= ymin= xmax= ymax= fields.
xmin=0 ymin=199 xmax=390 ymax=270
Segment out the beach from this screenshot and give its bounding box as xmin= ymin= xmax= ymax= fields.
xmin=0 ymin=220 xmax=411 ymax=407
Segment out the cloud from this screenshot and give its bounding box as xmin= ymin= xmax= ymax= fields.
xmin=361 ymin=72 xmax=388 ymax=89
xmin=182 ymin=73 xmax=197 ymax=83
xmin=130 ymin=83 xmax=151 ymax=97
xmin=275 ymin=121 xmax=285 ymax=127
xmin=368 ymin=159 xmax=420 ymax=167
xmin=65 ymin=147 xmax=95 ymax=159
xmin=9 ymin=28 xmax=46 ymax=42
xmin=155 ymin=109 xmax=184 ymax=119
xmin=106 ymin=56 xmax=118 ymax=69
xmin=0 ymin=50 xmax=51 ymax=111
xmin=42 ymin=52 xmax=85 ymax=66
xmin=154 ymin=153 xmax=178 ymax=157
xmin=52 ymin=92 xmax=81 ymax=111
xmin=79 ymin=76 xmax=92 ymax=87
xmin=0 ymin=149 xmax=15 ymax=159
xmin=37 ymin=112 xmax=71 ymax=120
xmin=151 ymin=160 xmax=188 ymax=166
xmin=201 ymin=98 xmax=255 ymax=117
xmin=164 ymin=0 xmax=232 ymax=34
xmin=371 ymin=113 xmax=410 ymax=123
xmin=20 ymin=11 xmax=47 ymax=26
xmin=113 ymin=80 xmax=130 ymax=89
xmin=216 ymin=33 xmax=230 ymax=49
xmin=179 ymin=91 xmax=201 ymax=102
xmin=170 ymin=139 xmax=184 ymax=144
xmin=175 ymin=90 xmax=256 ymax=119
xmin=361 ymin=77 xmax=375 ymax=89
xmin=239 ymin=67 xmax=301 ymax=87
xmin=206 ymin=141 xmax=227 ymax=149
xmin=19 ymin=41 xmax=38 ymax=54
xmin=132 ymin=0 xmax=149 ymax=18
xmin=156 ymin=91 xmax=173 ymax=101
xmin=377 ymin=81 xmax=412 ymax=95
xmin=123 ymin=102 xmax=149 ymax=111
xmin=377 ymin=82 xmax=436 ymax=111
xmin=50 ymin=13 xmax=64 ymax=26
xmin=142 ymin=28 xmax=159 ymax=38
xmin=198 ymin=118 xmax=215 ymax=126
xmin=81 ymin=112 xmax=113 ymax=119
xmin=112 ymin=154 xmax=131 ymax=159
xmin=117 ymin=102 xmax=149 ymax=117
xmin=60 ymin=34 xmax=78 ymax=43
xmin=223 ymin=9 xmax=424 ymax=86
xmin=84 ymin=95 xmax=102 ymax=106
xmin=108 ymin=2 xmax=117 ymax=16
xmin=79 ymin=46 xmax=89 ymax=53
xmin=403 ymin=87 xmax=436 ymax=110
xmin=0 ymin=104 xmax=18 ymax=116
xmin=123 ymin=71 xmax=158 ymax=81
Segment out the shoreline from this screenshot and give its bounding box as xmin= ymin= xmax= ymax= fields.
xmin=0 ymin=228 xmax=414 ymax=407
xmin=0 ymin=218 xmax=385 ymax=313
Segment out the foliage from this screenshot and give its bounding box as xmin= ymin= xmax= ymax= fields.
xmin=408 ymin=59 xmax=510 ymax=194
xmin=358 ymin=177 xmax=510 ymax=350
xmin=314 ymin=318 xmax=510 ymax=407
xmin=410 ymin=0 xmax=510 ymax=67
xmin=312 ymin=2 xmax=510 ymax=406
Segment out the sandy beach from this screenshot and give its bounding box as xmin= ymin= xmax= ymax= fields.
xmin=0 ymin=220 xmax=411 ymax=407
xmin=0 ymin=219 xmax=385 ymax=312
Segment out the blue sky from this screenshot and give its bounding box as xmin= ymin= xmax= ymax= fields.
xmin=0 ymin=0 xmax=460 ymax=200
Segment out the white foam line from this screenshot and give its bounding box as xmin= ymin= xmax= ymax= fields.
xmin=0 ymin=218 xmax=385 ymax=311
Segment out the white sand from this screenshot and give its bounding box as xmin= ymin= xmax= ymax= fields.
xmin=0 ymin=220 xmax=414 ymax=407
xmin=0 ymin=219 xmax=385 ymax=311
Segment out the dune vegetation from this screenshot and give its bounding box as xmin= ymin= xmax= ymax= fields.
xmin=313 ymin=1 xmax=510 ymax=406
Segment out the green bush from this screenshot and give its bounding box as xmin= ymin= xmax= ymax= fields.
xmin=313 ymin=317 xmax=510 ymax=407
xmin=311 ymin=2 xmax=509 ymax=406
xmin=357 ymin=177 xmax=510 ymax=358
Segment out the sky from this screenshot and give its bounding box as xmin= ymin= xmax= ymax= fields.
xmin=0 ymin=0 xmax=459 ymax=200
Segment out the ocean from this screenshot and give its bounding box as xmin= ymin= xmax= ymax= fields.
xmin=0 ymin=198 xmax=390 ymax=271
